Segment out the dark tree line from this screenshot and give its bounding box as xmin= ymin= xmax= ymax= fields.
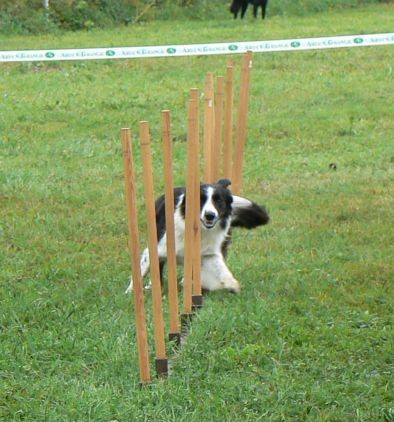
xmin=0 ymin=0 xmax=389 ymax=34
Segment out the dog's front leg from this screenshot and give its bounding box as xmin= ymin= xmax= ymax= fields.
xmin=125 ymin=248 xmax=150 ymax=293
xmin=201 ymin=254 xmax=240 ymax=293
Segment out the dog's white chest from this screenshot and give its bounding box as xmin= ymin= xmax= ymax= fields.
xmin=158 ymin=213 xmax=229 ymax=259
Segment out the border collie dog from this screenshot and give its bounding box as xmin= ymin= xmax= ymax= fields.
xmin=125 ymin=179 xmax=269 ymax=294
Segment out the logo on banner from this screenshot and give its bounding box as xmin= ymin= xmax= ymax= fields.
xmin=106 ymin=50 xmax=115 ymax=56
xmin=167 ymin=48 xmax=176 ymax=54
xmin=45 ymin=52 xmax=55 ymax=58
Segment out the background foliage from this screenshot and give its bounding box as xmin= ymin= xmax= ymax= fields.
xmin=0 ymin=0 xmax=391 ymax=34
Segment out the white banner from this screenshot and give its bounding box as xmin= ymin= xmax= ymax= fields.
xmin=1 ymin=33 xmax=393 ymax=63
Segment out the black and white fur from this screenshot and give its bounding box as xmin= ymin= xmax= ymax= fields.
xmin=125 ymin=179 xmax=269 ymax=294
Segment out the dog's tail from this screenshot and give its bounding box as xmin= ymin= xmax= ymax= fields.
xmin=231 ymin=195 xmax=269 ymax=229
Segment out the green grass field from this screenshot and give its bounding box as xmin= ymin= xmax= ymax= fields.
xmin=1 ymin=3 xmax=393 ymax=420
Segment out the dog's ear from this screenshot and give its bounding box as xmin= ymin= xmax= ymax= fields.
xmin=217 ymin=179 xmax=231 ymax=188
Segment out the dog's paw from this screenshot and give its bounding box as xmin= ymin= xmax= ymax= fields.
xmin=228 ymin=284 xmax=240 ymax=294
xmin=222 ymin=277 xmax=240 ymax=294
xmin=125 ymin=279 xmax=152 ymax=293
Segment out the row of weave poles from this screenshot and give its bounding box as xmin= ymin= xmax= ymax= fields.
xmin=121 ymin=51 xmax=253 ymax=384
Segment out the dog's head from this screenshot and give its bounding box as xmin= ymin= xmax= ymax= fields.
xmin=199 ymin=179 xmax=233 ymax=230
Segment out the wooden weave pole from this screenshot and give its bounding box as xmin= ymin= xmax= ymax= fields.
xmin=190 ymin=88 xmax=199 ymax=101
xmin=161 ymin=110 xmax=181 ymax=348
xmin=212 ymin=76 xmax=224 ymax=182
xmin=189 ymin=90 xmax=202 ymax=310
xmin=223 ymin=60 xmax=234 ymax=180
xmin=121 ymin=128 xmax=151 ymax=385
xmin=139 ymin=121 xmax=168 ymax=378
xmin=203 ymin=73 xmax=215 ymax=183
xmin=182 ymin=97 xmax=200 ymax=326
xmin=190 ymin=87 xmax=200 ymax=177
xmin=190 ymin=87 xmax=200 ymax=180
xmin=232 ymin=51 xmax=253 ymax=195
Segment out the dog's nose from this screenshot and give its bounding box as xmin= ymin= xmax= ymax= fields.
xmin=204 ymin=212 xmax=216 ymax=221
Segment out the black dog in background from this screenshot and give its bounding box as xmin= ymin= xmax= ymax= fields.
xmin=230 ymin=0 xmax=268 ymax=19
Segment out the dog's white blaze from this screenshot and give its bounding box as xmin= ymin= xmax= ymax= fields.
xmin=200 ymin=186 xmax=218 ymax=222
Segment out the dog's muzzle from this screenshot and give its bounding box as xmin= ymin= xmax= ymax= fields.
xmin=201 ymin=211 xmax=219 ymax=229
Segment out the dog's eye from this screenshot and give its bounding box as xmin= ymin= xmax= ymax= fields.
xmin=200 ymin=193 xmax=207 ymax=203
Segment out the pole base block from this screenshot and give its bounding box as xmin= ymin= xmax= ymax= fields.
xmin=139 ymin=380 xmax=152 ymax=388
xmin=192 ymin=294 xmax=203 ymax=311
xmin=155 ymin=358 xmax=168 ymax=378
xmin=169 ymin=332 xmax=181 ymax=348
